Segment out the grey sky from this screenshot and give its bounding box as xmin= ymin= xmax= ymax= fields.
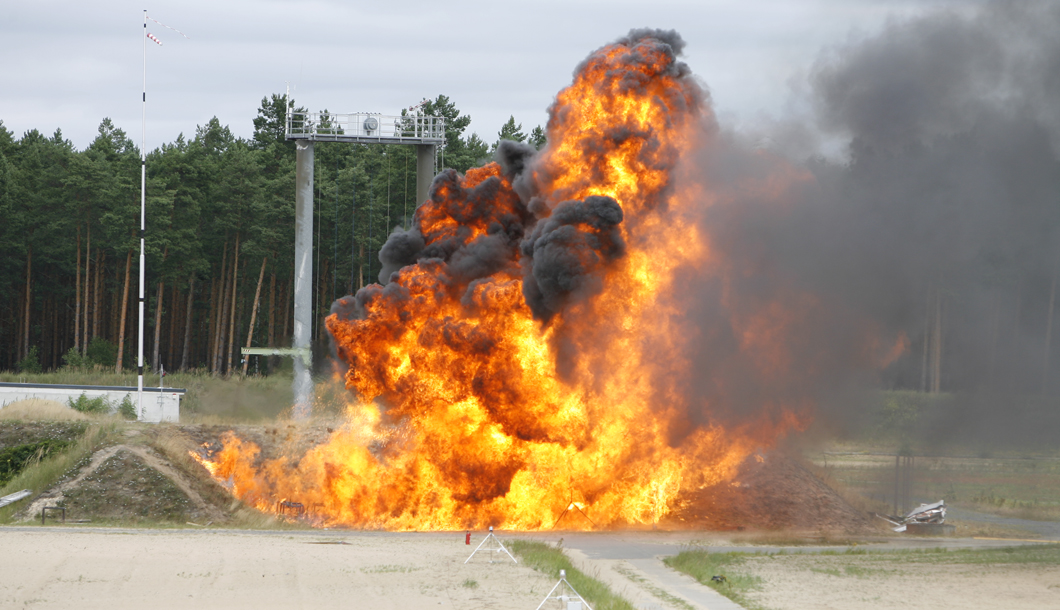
xmin=1 ymin=0 xmax=979 ymax=152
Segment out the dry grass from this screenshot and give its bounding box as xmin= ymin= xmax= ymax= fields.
xmin=0 ymin=399 xmax=89 ymax=422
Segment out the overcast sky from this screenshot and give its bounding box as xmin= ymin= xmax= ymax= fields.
xmin=1 ymin=0 xmax=982 ymax=152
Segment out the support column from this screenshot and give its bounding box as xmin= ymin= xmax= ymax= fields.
xmin=293 ymin=140 xmax=314 ymax=419
xmin=416 ymin=144 xmax=436 ymax=208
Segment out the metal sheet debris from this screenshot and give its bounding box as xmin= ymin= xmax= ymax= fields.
xmin=0 ymin=489 xmax=31 ymax=508
xmin=875 ymin=499 xmax=946 ymax=532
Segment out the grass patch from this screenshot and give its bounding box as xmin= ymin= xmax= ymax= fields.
xmin=361 ymin=564 xmax=419 ymax=574
xmin=507 ymin=540 xmax=634 ymax=610
xmin=664 ymin=549 xmax=764 ymax=609
xmin=461 ymin=578 xmax=479 ymax=589
xmin=0 ymin=439 xmax=74 ymax=485
xmin=858 ymin=543 xmax=1060 ymax=566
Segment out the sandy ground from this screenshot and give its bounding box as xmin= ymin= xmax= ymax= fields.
xmin=0 ymin=528 xmax=554 ymax=610
xmin=3 ymin=526 xmax=1060 ymax=610
xmin=739 ymin=551 xmax=1060 ymax=610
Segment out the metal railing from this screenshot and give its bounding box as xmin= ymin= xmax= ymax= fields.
xmin=285 ymin=111 xmax=445 ymax=143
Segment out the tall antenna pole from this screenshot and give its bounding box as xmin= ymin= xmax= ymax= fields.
xmin=138 ymin=9 xmax=147 ymax=418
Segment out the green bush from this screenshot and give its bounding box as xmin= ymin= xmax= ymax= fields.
xmin=85 ymin=338 xmax=117 ymax=368
xmin=16 ymin=346 xmax=42 ymax=374
xmin=67 ymin=392 xmax=112 ymax=415
xmin=118 ymin=395 xmax=138 ymax=420
xmin=61 ymin=347 xmax=91 ymax=370
xmin=0 ymin=439 xmax=73 ymax=485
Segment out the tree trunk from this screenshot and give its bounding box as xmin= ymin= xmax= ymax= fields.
xmin=921 ymin=290 xmax=930 ymax=393
xmin=1043 ymin=256 xmax=1059 ymax=394
xmin=23 ymin=246 xmax=32 ymax=360
xmin=233 ymin=258 xmax=245 ymax=375
xmin=51 ymin=299 xmax=59 ymax=369
xmin=242 ymin=257 xmax=268 ymax=376
xmin=75 ymin=226 xmax=81 ymax=353
xmin=151 ymin=247 xmax=169 ymax=372
xmin=215 ymin=251 xmax=232 ymax=375
xmin=167 ymin=282 xmax=178 ymax=369
xmin=931 ymin=287 xmax=943 ymax=394
xmin=152 ymin=278 xmax=165 ymax=372
xmin=212 ymin=242 xmax=230 ymax=375
xmin=14 ymin=287 xmax=23 ymax=363
xmin=318 ymin=257 xmax=330 ymax=341
xmin=225 ymin=233 xmax=241 ymax=376
xmin=115 ymin=246 xmax=133 ymax=373
xmin=207 ymin=278 xmax=218 ymax=372
xmin=83 ymin=224 xmax=91 ymax=353
xmin=181 ymin=275 xmax=195 ymax=371
xmin=987 ymin=291 xmax=1001 ymax=388
xmin=283 ymin=275 xmax=292 ymax=344
xmin=111 ymin=263 xmax=120 ymax=344
xmin=268 ymin=271 xmax=276 ymax=348
xmin=93 ymin=249 xmax=103 ymax=342
xmin=267 ymin=271 xmax=276 ymax=373
xmin=358 ymin=243 xmax=365 ymax=291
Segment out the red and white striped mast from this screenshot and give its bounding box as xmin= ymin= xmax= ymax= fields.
xmin=138 ymin=9 xmax=148 ymax=417
xmin=139 ymin=11 xmax=183 ymax=419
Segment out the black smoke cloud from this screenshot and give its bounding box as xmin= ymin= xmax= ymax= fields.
xmin=521 ymin=195 xmax=625 ymax=321
xmin=363 ymin=137 xmax=628 ymax=325
xmin=682 ymin=0 xmax=1060 ymax=443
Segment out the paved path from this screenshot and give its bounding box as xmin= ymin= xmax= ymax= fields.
xmin=538 ymin=533 xmax=746 ymax=610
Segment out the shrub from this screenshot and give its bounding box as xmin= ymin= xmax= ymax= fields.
xmin=68 ymin=393 xmax=112 ymax=415
xmin=61 ymin=347 xmax=91 ymax=370
xmin=118 ymin=395 xmax=138 ymax=420
xmin=16 ymin=346 xmax=42 ymax=374
xmin=85 ymin=338 xmax=117 ymax=368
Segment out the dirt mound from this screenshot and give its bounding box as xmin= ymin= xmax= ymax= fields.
xmin=671 ymin=452 xmax=873 ymax=533
xmin=0 ymin=399 xmax=88 ymax=421
xmin=19 ymin=442 xmax=228 ymax=525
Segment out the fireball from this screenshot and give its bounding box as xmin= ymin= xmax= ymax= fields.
xmin=198 ymin=29 xmax=825 ymax=530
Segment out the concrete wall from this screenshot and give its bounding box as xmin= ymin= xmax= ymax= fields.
xmin=0 ymin=383 xmax=182 ymax=423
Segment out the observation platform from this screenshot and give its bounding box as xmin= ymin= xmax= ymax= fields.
xmin=285 ymin=111 xmax=445 ymax=145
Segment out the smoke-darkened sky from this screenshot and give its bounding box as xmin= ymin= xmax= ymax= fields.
xmin=1 ymin=0 xmax=985 ymax=152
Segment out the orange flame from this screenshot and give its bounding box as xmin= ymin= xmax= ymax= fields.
xmin=196 ymin=33 xmax=834 ymax=530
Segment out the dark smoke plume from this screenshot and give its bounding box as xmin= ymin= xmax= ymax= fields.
xmin=521 ymin=195 xmax=625 ymax=321
xmin=685 ymin=0 xmax=1060 ymax=443
xmin=366 ymin=134 xmax=629 ymax=324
